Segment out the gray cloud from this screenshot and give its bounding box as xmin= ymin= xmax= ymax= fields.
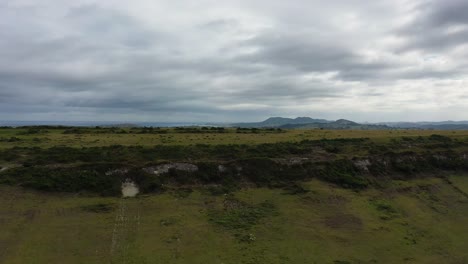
xmin=396 ymin=0 xmax=468 ymax=52
xmin=239 ymin=32 xmax=390 ymax=77
xmin=0 ymin=0 xmax=467 ymax=122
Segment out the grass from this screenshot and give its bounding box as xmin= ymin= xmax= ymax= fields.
xmin=448 ymin=174 xmax=468 ymax=194
xmin=2 ymin=127 xmax=468 ymax=149
xmin=80 ymin=202 xmax=116 ymax=213
xmin=207 ymin=195 xmax=277 ymax=230
xmin=0 ymin=176 xmax=467 ymax=263
xmin=0 ymin=186 xmax=116 ymax=264
xmin=1 ymin=127 xmax=468 ymax=263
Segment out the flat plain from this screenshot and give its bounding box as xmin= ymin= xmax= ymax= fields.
xmin=2 ymin=127 xmax=468 ymax=148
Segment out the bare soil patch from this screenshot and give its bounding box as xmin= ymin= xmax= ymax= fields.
xmin=324 ymin=213 xmax=363 ymax=230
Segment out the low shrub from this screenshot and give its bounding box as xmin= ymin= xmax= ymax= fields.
xmin=0 ymin=166 xmax=122 ymax=196
xmin=317 ymin=159 xmax=368 ymax=189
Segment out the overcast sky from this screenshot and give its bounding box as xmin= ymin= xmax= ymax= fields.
xmin=1 ymin=0 xmax=468 ymax=122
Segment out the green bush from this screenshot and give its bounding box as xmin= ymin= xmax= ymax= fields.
xmin=237 ymin=158 xmax=281 ymax=186
xmin=317 ymin=159 xmax=368 ymax=189
xmin=0 ymin=166 xmax=122 ymax=196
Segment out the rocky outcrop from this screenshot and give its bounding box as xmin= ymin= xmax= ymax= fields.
xmin=218 ymin=165 xmax=227 ymax=173
xmin=275 ymin=157 xmax=310 ymax=165
xmin=353 ymin=159 xmax=371 ymax=172
xmin=143 ymin=163 xmax=198 ymax=175
xmin=105 ymin=168 xmax=129 ymax=176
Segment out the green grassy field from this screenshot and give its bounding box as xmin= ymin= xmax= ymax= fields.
xmin=0 ymin=176 xmax=467 ymax=264
xmin=2 ymin=127 xmax=468 ymax=148
xmin=1 ymin=127 xmax=468 ymax=263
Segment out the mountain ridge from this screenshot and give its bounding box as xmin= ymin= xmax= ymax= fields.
xmin=230 ymin=117 xmax=330 ymax=128
xmin=229 ymin=117 xmax=468 ymax=130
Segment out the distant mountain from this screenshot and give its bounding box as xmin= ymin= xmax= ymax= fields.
xmin=334 ymin=119 xmax=358 ymax=126
xmin=378 ymin=121 xmax=468 ymax=130
xmin=231 ymin=117 xmax=468 ymax=130
xmin=281 ymin=119 xmax=390 ymax=130
xmin=101 ymin=123 xmax=139 ymax=128
xmin=420 ymin=124 xmax=468 ymax=130
xmin=230 ymin=117 xmax=391 ymax=130
xmin=230 ymin=117 xmax=330 ymax=128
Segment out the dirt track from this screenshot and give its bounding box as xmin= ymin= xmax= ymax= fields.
xmin=110 ymin=198 xmax=140 ymax=263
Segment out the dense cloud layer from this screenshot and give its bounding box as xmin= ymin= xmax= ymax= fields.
xmin=1 ymin=0 xmax=467 ymax=122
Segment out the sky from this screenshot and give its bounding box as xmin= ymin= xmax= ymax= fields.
xmin=1 ymin=0 xmax=468 ymax=123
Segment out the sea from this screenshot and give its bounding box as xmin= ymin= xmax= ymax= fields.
xmin=0 ymin=120 xmax=213 ymax=127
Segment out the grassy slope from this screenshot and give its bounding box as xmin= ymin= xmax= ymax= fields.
xmin=2 ymin=128 xmax=468 ymax=263
xmin=1 ymin=177 xmax=467 ymax=264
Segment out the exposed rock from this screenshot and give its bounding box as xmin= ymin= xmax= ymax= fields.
xmin=143 ymin=163 xmax=198 ymax=175
xmin=353 ymin=159 xmax=371 ymax=172
xmin=218 ymin=165 xmax=227 ymax=173
xmin=105 ymin=168 xmax=129 ymax=176
xmin=235 ymin=166 xmax=243 ymax=176
xmin=275 ymin=157 xmax=310 ymax=165
xmin=432 ymin=154 xmax=448 ymax=161
xmin=121 ymin=179 xmax=139 ymax=197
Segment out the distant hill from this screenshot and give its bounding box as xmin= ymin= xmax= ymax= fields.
xmin=334 ymin=119 xmax=359 ymax=126
xmin=230 ymin=117 xmax=468 ymax=130
xmin=281 ymin=119 xmax=390 ymax=130
xmin=378 ymin=121 xmax=468 ymax=130
xmin=230 ymin=117 xmax=330 ymax=128
xmin=419 ymin=124 xmax=468 ymax=130
xmin=101 ymin=123 xmax=139 ymax=128
xmin=230 ymin=117 xmax=391 ymax=130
